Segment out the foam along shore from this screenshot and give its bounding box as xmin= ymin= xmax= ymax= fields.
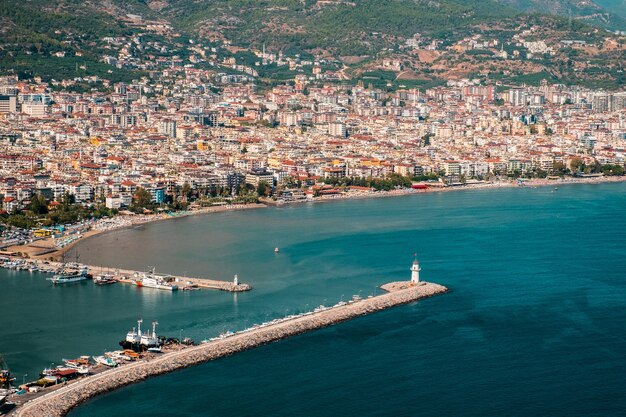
xmin=13 ymin=281 xmax=447 ymax=417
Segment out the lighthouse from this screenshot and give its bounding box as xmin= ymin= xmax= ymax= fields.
xmin=233 ymin=274 xmax=239 ymax=286
xmin=410 ymin=255 xmax=421 ymax=284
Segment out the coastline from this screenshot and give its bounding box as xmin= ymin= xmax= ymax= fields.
xmin=7 ymin=203 xmax=267 ymax=260
xmin=7 ymin=175 xmax=626 ymax=261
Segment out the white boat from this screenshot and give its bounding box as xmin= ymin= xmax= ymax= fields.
xmin=140 ymin=321 xmax=160 ymax=347
xmin=49 ymin=267 xmax=88 ymax=285
xmin=125 ymin=319 xmax=143 ymax=344
xmin=94 ymin=273 xmax=116 ymax=285
xmin=133 ymin=269 xmax=178 ymax=291
xmin=92 ymin=356 xmax=117 ymax=367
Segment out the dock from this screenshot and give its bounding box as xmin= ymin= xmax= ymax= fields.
xmin=11 ymin=281 xmax=447 ymax=417
xmin=86 ymin=266 xmax=251 ymax=292
xmin=0 ymin=257 xmax=251 ymax=292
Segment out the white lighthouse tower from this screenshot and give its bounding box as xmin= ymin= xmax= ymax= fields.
xmin=410 ymin=254 xmax=421 ymax=284
xmin=233 ymin=274 xmax=239 ymax=286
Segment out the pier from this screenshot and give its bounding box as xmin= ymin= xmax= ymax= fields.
xmin=86 ymin=266 xmax=252 ymax=292
xmin=0 ymin=257 xmax=251 ymax=292
xmin=12 ymin=281 xmax=447 ymax=417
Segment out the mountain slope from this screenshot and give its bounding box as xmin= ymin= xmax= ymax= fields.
xmin=498 ymin=0 xmax=626 ymax=29
xmin=595 ymin=0 xmax=626 ymax=20
xmin=165 ymin=0 xmax=518 ymax=56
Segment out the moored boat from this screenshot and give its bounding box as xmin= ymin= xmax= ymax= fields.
xmin=92 ymin=356 xmax=117 ymax=367
xmin=94 ymin=273 xmax=116 ymax=285
xmin=49 ymin=267 xmax=88 ymax=285
xmin=133 ymin=269 xmax=178 ymax=291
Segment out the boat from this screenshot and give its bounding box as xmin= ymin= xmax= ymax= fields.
xmin=274 ymin=247 xmax=280 ymax=253
xmin=120 ymin=319 xmax=143 ymax=351
xmin=140 ymin=321 xmax=161 ymax=348
xmin=92 ymin=356 xmax=117 ymax=367
xmin=133 ymin=269 xmax=178 ymax=291
xmin=49 ymin=267 xmax=88 ymax=285
xmin=120 ymin=319 xmax=162 ymax=351
xmin=94 ymin=273 xmax=116 ymax=285
xmin=63 ymin=356 xmax=91 ymax=373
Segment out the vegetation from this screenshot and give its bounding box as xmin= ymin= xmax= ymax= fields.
xmin=0 ymin=192 xmax=115 ymax=229
xmin=320 ymin=173 xmax=413 ymax=191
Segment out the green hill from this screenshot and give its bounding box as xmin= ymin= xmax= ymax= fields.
xmin=165 ymin=0 xmax=518 ymax=56
xmin=497 ymin=0 xmax=626 ymax=30
xmin=595 ymin=0 xmax=626 ymax=21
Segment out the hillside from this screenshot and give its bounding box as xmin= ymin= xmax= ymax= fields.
xmin=165 ymin=0 xmax=518 ymax=56
xmin=595 ymin=0 xmax=626 ymax=20
xmin=498 ymin=0 xmax=626 ymax=30
xmin=0 ymin=0 xmax=625 ymax=89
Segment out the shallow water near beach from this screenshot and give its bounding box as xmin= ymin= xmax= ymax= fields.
xmin=3 ymin=182 xmax=626 ymax=416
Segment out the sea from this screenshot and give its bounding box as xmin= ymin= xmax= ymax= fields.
xmin=2 ymin=182 xmax=626 ymax=416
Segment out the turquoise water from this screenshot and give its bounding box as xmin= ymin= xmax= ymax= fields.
xmin=3 ymin=183 xmax=626 ymax=416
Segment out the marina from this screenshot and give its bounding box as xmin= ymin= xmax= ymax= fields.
xmin=10 ymin=279 xmax=447 ymax=417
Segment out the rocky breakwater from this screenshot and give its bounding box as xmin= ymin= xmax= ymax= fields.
xmin=15 ymin=281 xmax=447 ymax=417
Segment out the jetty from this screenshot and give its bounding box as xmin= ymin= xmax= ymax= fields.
xmin=86 ymin=266 xmax=251 ymax=292
xmin=0 ymin=257 xmax=251 ymax=292
xmin=12 ymin=281 xmax=447 ymax=417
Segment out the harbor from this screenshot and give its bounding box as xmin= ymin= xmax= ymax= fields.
xmin=9 ymin=279 xmax=447 ymax=417
xmin=0 ymin=257 xmax=251 ymax=292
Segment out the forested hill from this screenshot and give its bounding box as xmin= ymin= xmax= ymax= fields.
xmin=1 ymin=0 xmax=625 ymax=89
xmin=163 ymin=0 xmax=518 ymax=56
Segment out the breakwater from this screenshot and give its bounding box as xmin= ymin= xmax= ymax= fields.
xmin=14 ymin=281 xmax=447 ymax=417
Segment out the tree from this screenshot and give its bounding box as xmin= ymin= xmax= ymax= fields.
xmin=569 ymin=157 xmax=583 ymax=173
xmin=134 ymin=187 xmax=152 ymax=209
xmin=181 ymin=183 xmax=192 ymax=202
xmin=29 ymin=194 xmax=48 ymax=215
xmin=256 ymin=181 xmax=271 ymax=197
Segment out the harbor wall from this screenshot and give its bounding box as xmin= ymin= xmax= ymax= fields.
xmin=15 ymin=282 xmax=447 ymax=417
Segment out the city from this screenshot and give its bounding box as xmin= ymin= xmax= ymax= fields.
xmin=1 ymin=0 xmax=626 ymax=416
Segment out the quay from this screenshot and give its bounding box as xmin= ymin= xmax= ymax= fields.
xmin=86 ymin=266 xmax=252 ymax=292
xmin=0 ymin=257 xmax=251 ymax=292
xmin=12 ymin=281 xmax=447 ymax=417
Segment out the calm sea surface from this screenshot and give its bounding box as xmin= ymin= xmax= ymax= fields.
xmin=2 ymin=183 xmax=626 ymax=416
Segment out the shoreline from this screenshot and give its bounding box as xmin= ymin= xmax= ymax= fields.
xmin=12 ymin=281 xmax=448 ymax=417
xmin=6 ymin=176 xmax=626 ymax=261
xmin=7 ymin=203 xmax=267 ymax=261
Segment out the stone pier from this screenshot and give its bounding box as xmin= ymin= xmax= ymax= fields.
xmin=14 ymin=281 xmax=447 ymax=417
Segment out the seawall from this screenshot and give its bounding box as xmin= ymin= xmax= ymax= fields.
xmin=14 ymin=281 xmax=447 ymax=417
